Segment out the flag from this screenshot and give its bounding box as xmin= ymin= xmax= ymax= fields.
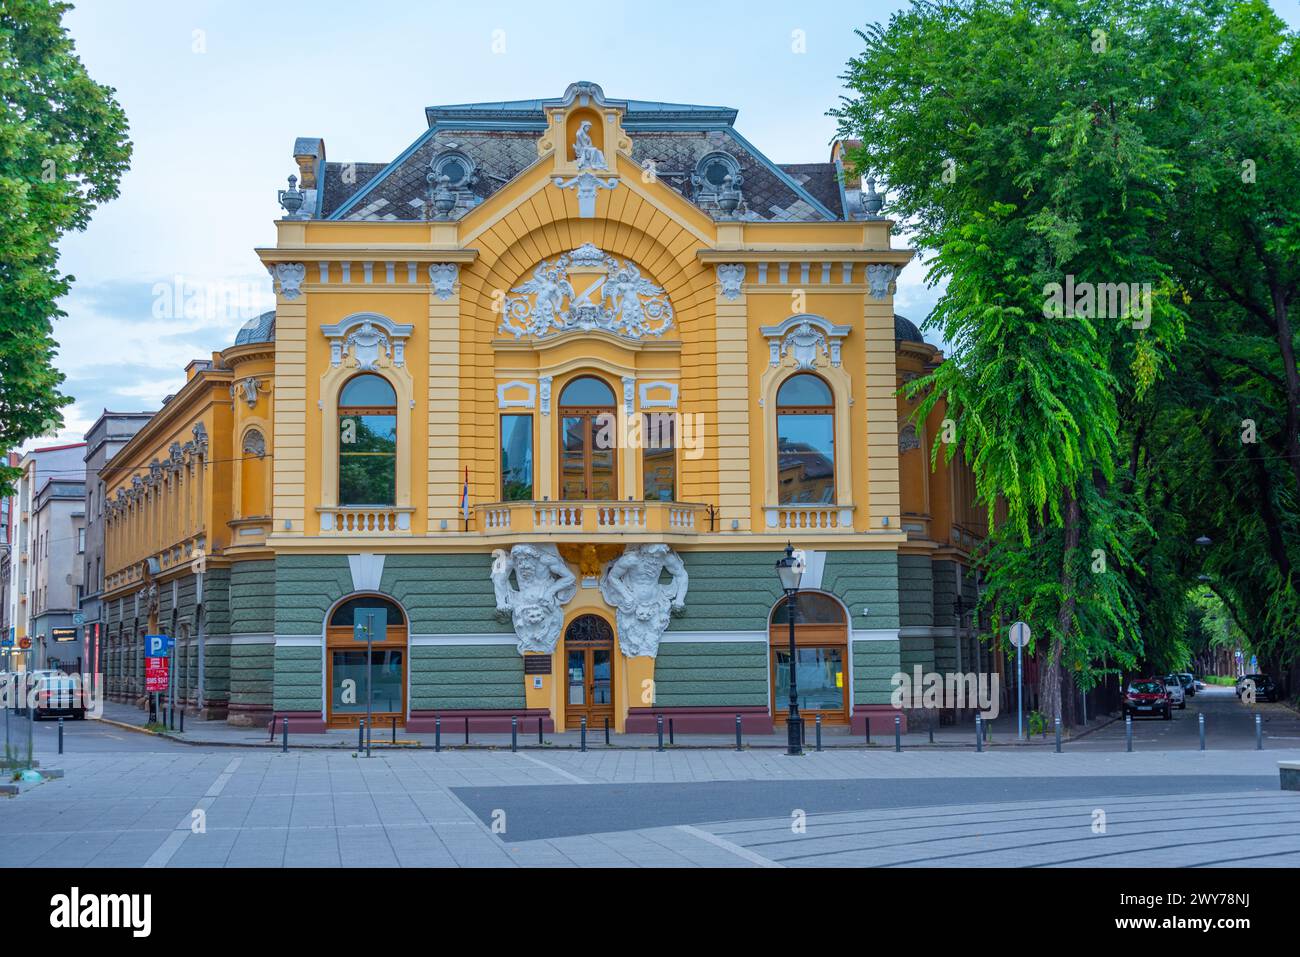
xmin=460 ymin=467 xmax=469 ymax=523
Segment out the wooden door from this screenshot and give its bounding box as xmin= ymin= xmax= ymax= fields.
xmin=564 ymin=614 xmax=615 ymax=730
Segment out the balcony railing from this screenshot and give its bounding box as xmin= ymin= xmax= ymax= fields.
xmin=477 ymin=501 xmax=709 ymax=535
xmin=318 ymin=506 xmax=414 ymax=535
xmin=764 ymin=505 xmax=854 ymax=531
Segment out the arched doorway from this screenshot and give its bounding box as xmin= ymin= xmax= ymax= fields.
xmin=769 ymin=592 xmax=849 ymax=725
xmin=564 ymin=613 xmax=615 ymax=729
xmin=326 ymin=594 xmax=407 ymax=728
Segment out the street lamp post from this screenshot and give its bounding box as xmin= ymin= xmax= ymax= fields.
xmin=774 ymin=543 xmax=806 ymax=756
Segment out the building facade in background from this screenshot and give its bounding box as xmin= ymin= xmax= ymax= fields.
xmin=79 ymin=412 xmax=154 ymax=682
xmin=100 ymin=82 xmax=986 ymax=731
xmin=8 ymin=443 xmax=87 ymax=670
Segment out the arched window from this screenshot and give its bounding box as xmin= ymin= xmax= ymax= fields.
xmin=329 ymin=594 xmax=407 ymax=627
xmin=776 ymin=373 xmax=835 ymax=505
xmin=559 ymin=376 xmax=617 ymax=500
xmin=338 ymin=374 xmax=397 ymax=506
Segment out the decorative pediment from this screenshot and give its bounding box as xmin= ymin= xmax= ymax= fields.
xmin=760 ymin=314 xmax=851 ymax=370
xmin=499 ymin=246 xmax=673 ymax=342
xmin=321 ymin=312 xmax=414 ymax=371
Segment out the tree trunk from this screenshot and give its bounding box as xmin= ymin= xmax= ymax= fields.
xmin=1039 ymin=490 xmax=1081 ymax=725
xmin=1271 ymin=294 xmax=1300 ymax=498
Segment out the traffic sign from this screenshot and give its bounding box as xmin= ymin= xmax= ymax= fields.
xmin=145 ymin=634 xmax=174 ymax=657
xmin=1009 ymin=621 xmax=1031 ymax=648
xmin=18 ymin=637 xmax=31 ymax=650
xmin=72 ymin=612 xmax=85 ymax=625
xmin=145 ymin=656 xmax=169 ymax=693
xmin=1010 ymin=621 xmax=1031 ymax=741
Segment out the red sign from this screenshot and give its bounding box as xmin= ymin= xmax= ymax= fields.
xmin=18 ymin=637 xmax=30 ymax=649
xmin=145 ymin=656 xmax=169 ymax=693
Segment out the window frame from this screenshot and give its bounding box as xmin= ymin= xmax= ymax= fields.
xmin=775 ymin=372 xmax=837 ymax=506
xmin=337 ymin=373 xmax=398 ymax=507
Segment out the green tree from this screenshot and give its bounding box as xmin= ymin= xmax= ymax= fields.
xmin=0 ymin=0 xmax=131 ymax=491
xmin=833 ymin=0 xmax=1187 ymax=722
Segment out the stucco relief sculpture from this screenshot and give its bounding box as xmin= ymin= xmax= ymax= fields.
xmin=598 ymin=544 xmax=689 ymax=658
xmin=500 ymin=246 xmax=673 ymax=340
xmin=491 ymin=543 xmax=578 ymax=654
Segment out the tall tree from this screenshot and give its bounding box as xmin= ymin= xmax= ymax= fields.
xmin=833 ymin=0 xmax=1187 ymax=722
xmin=0 ymin=0 xmax=131 ymax=491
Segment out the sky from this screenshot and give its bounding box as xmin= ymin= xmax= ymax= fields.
xmin=41 ymin=0 xmax=1300 ymax=447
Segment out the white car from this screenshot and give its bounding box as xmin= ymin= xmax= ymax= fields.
xmin=1163 ymin=675 xmax=1186 ymax=709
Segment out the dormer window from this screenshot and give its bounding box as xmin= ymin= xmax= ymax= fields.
xmin=431 ymin=148 xmax=475 ymax=189
xmin=694 ymin=151 xmax=742 ymax=195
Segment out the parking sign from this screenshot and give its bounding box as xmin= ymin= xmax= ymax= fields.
xmin=145 ymin=634 xmax=173 ymax=657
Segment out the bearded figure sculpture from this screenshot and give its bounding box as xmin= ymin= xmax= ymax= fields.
xmin=491 ymin=544 xmax=578 ymax=654
xmin=598 ymin=544 xmax=688 ymax=658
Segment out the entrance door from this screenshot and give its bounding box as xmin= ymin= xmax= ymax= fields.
xmin=325 ymin=595 xmax=407 ymax=728
xmin=564 ymin=614 xmax=615 ymax=730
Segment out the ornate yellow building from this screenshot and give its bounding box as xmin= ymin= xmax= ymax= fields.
xmin=100 ymin=82 xmax=986 ymax=733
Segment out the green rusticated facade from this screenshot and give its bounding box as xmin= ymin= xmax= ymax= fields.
xmin=228 ymin=559 xmax=275 ymax=719
xmin=899 ymin=553 xmax=936 ymax=676
xmin=245 ymin=548 xmax=908 ymax=720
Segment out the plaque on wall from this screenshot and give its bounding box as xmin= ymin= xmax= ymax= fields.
xmin=523 ymin=656 xmax=552 ymax=676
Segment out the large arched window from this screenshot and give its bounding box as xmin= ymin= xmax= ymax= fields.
xmin=338 ymin=374 xmax=397 ymax=506
xmin=776 ymin=373 xmax=835 ymax=505
xmin=559 ymin=376 xmax=617 ymax=500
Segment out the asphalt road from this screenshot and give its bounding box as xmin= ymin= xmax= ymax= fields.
xmin=1069 ymin=684 xmax=1300 ymax=751
xmin=450 ymin=773 xmax=1282 ymax=842
xmin=2 ymin=709 xmax=218 ymax=757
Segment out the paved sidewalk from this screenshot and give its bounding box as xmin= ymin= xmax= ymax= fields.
xmin=94 ymin=700 xmax=1121 ymax=751
xmin=2 ymin=745 xmax=1295 ymax=868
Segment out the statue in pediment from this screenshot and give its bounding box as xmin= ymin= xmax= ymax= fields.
xmin=574 ymin=121 xmax=607 ymax=171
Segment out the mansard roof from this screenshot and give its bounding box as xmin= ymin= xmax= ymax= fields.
xmin=314 ymin=84 xmax=850 ymax=224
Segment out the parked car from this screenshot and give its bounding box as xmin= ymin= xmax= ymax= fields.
xmin=1177 ymin=673 xmax=1196 ymax=697
xmin=32 ymin=673 xmax=86 ymax=720
xmin=1236 ymin=673 xmax=1279 ymax=703
xmin=1124 ymin=678 xmax=1172 ymax=719
xmin=1164 ymin=675 xmax=1186 ymax=709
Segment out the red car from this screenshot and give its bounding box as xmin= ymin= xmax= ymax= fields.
xmin=1124 ymin=678 xmax=1172 ymax=720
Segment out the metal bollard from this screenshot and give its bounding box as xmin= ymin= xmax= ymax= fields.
xmin=511 ymin=716 xmax=518 ymax=753
xmin=656 ymin=715 xmax=664 ymax=752
xmin=435 ymin=716 xmax=441 ymax=752
xmin=581 ymin=715 xmax=587 ymax=752
xmin=929 ymin=713 xmax=934 ymax=745
xmin=604 ymin=716 xmax=609 ymax=746
xmin=539 ymin=716 xmax=544 ymax=746
xmin=1256 ymin=713 xmax=1263 ymax=751
xmin=1199 ymin=712 xmax=1205 ymax=751
xmin=464 ymin=718 xmax=469 ymax=746
xmin=669 ymin=718 xmax=674 ymax=746
xmin=58 ymin=717 xmax=64 ymax=755
xmin=815 ymin=713 xmax=823 ymax=752
xmin=735 ymin=713 xmax=742 ymax=752
xmin=365 ymin=718 xmax=371 ymax=758
xmin=282 ymin=716 xmax=288 ymax=753
xmin=865 ymin=717 xmax=871 ymax=747
xmin=1054 ymin=716 xmax=1061 ymax=753
xmin=179 ymin=707 xmax=184 ymax=733
xmin=895 ymin=714 xmax=902 ymax=753
xmin=975 ymin=715 xmax=983 ymax=752
xmin=1125 ymin=715 xmax=1133 ymax=752
xmin=391 ymin=716 xmax=396 ymax=745
xmin=357 ymin=719 xmax=364 ymax=752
